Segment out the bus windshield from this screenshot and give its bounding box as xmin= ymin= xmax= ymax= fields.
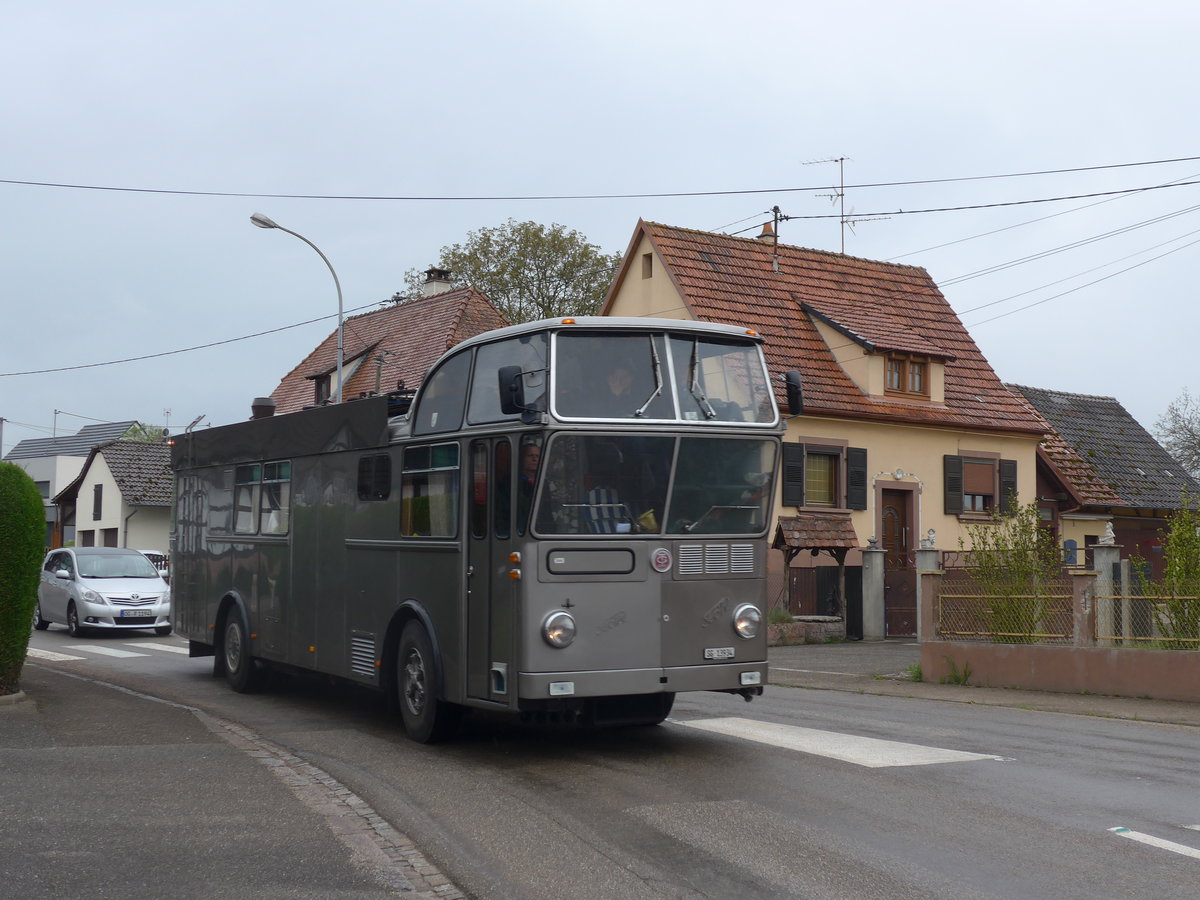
xmin=533 ymin=434 xmax=776 ymax=536
xmin=552 ymin=331 xmax=774 ymax=423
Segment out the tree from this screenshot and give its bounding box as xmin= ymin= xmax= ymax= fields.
xmin=0 ymin=462 xmax=47 ymax=695
xmin=400 ymin=219 xmax=621 ymax=324
xmin=1155 ymin=388 xmax=1200 ymax=480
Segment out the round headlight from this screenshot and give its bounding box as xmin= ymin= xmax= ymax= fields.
xmin=733 ymin=604 xmax=761 ymax=639
xmin=542 ymin=611 xmax=576 ymax=648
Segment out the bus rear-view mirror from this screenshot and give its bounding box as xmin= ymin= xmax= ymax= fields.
xmin=498 ymin=365 xmax=526 ymax=415
xmin=785 ymin=370 xmax=804 ymax=415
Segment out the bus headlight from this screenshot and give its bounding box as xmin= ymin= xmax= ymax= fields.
xmin=542 ymin=611 xmax=576 ymax=648
xmin=733 ymin=604 xmax=761 ymax=639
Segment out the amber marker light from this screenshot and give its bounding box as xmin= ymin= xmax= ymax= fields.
xmin=509 ymin=569 xmax=522 ymax=581
xmin=561 ymin=317 xmax=576 ymax=324
xmin=509 ymin=551 xmax=521 ymax=564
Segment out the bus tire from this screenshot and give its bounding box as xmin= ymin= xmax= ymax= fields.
xmin=223 ymin=609 xmax=262 ymax=693
xmin=397 ymin=622 xmax=460 ymax=743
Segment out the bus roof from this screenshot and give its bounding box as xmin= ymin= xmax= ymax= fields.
xmin=446 ymin=317 xmax=765 ymax=355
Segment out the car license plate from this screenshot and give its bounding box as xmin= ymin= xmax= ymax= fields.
xmin=120 ymin=610 xmax=154 ymax=618
xmin=704 ymin=647 xmax=735 ymax=660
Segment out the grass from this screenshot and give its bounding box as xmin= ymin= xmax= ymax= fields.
xmin=903 ymin=662 xmax=923 ymax=682
xmin=940 ymin=658 xmax=973 ymax=686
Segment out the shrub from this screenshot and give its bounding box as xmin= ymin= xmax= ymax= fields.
xmin=0 ymin=462 xmax=47 ymax=695
xmin=1151 ymin=494 xmax=1200 ymax=650
xmin=960 ymin=501 xmax=1063 ymax=642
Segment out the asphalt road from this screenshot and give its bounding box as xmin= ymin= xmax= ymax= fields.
xmin=14 ymin=626 xmax=1200 ymax=899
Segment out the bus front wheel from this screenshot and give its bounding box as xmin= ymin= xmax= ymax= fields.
xmin=397 ymin=622 xmax=460 ymax=743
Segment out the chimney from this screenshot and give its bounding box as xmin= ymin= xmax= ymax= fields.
xmin=422 ymin=267 xmax=454 ymax=297
xmin=757 ymin=221 xmax=776 ymax=242
xmin=251 ymin=397 xmax=276 ymax=419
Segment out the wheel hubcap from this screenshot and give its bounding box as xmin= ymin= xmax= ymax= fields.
xmin=403 ymin=648 xmax=427 ymax=717
xmin=225 ymin=623 xmax=243 ymax=672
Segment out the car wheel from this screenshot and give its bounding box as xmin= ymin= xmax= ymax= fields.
xmin=222 ymin=610 xmax=262 ymax=693
xmin=155 ymin=625 xmax=172 ymax=636
xmin=397 ymin=622 xmax=460 ymax=743
xmin=33 ymin=603 xmax=50 ymax=631
xmin=66 ymin=603 xmax=85 ymax=637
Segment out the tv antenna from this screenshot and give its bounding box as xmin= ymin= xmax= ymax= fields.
xmin=808 ymin=157 xmax=889 ymax=253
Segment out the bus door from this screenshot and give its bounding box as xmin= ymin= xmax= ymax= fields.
xmin=466 ymin=438 xmax=516 ymax=703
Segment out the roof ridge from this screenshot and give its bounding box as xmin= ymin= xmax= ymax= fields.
xmin=641 ymin=220 xmax=931 ymax=273
xmin=1006 ymin=383 xmax=1120 ymax=404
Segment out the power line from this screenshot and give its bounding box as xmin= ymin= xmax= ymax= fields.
xmin=0 ymin=302 xmax=379 ymax=377
xmin=4 ymin=155 xmax=1200 ymax=203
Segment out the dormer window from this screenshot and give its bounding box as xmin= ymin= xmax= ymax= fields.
xmin=885 ymin=354 xmax=930 ymax=398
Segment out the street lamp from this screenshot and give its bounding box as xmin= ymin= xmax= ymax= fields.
xmin=250 ymin=213 xmax=345 ymax=403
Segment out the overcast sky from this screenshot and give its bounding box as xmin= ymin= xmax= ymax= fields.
xmin=3 ymin=1 xmax=1197 ymax=456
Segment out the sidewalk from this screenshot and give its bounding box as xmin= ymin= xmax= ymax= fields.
xmin=0 ymin=664 xmax=462 ymax=899
xmin=768 ymin=638 xmax=1200 ymax=727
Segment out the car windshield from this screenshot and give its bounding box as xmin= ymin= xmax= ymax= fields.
xmin=533 ymin=434 xmax=775 ymax=536
xmin=77 ymin=553 xmax=161 ymax=579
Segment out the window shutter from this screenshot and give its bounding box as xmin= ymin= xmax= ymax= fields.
xmin=943 ymin=455 xmax=963 ymax=515
xmin=846 ymin=447 xmax=868 ymax=510
xmin=782 ymin=443 xmax=805 ymax=507
xmin=999 ymin=459 xmax=1018 ymax=514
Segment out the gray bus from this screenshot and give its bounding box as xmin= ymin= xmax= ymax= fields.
xmin=171 ymin=317 xmax=783 ymax=742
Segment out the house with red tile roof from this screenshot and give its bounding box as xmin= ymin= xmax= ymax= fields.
xmin=603 ymin=220 xmax=1049 ymax=636
xmin=269 ymin=283 xmax=509 ymax=415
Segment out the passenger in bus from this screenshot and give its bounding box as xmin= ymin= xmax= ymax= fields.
xmin=516 ymin=440 xmax=541 ymax=530
xmin=583 ymin=442 xmax=635 ymax=533
xmin=589 ymin=360 xmax=637 ymax=418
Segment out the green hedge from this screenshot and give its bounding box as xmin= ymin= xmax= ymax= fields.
xmin=0 ymin=462 xmax=46 ymax=695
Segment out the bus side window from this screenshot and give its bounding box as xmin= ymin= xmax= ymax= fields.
xmin=413 ymin=351 xmax=471 ymax=436
xmin=357 ymin=454 xmax=392 ymax=501
xmin=401 ymin=443 xmax=460 ymax=538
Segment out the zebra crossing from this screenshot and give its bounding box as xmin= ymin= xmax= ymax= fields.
xmin=26 ymin=638 xmax=190 ymax=663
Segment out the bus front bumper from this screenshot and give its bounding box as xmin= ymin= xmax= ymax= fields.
xmin=518 ymin=661 xmax=767 ymax=700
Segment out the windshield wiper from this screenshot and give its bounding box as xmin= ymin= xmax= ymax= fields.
xmin=688 ymin=339 xmax=717 ymax=419
xmin=634 ymin=335 xmax=663 ymax=417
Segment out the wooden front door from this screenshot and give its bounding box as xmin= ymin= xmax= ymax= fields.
xmin=881 ymin=489 xmax=916 ymax=637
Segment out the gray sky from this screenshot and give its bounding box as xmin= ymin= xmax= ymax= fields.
xmin=3 ymin=0 xmax=1197 ymax=456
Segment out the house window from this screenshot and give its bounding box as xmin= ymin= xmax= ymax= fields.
xmin=92 ymin=484 xmax=103 ymax=520
xmin=642 ymin=253 xmax=653 ymax=278
xmin=885 ymin=354 xmax=930 ymax=398
xmin=804 ymin=452 xmax=837 ymax=507
xmin=35 ymin=481 xmax=50 ymax=499
xmin=944 ymin=455 xmax=1017 ymax=516
xmin=314 ymin=375 xmax=332 ymax=405
xmin=782 ymin=444 xmax=867 ymax=510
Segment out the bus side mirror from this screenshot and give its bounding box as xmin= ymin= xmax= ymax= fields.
xmin=499 ymin=365 xmax=526 ymax=415
xmin=784 ymin=370 xmax=804 ymax=415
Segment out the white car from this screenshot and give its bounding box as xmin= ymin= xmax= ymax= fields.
xmin=35 ymin=547 xmax=171 ymax=637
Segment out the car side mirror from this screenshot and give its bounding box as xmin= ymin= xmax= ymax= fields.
xmin=498 ymin=365 xmax=526 ymax=415
xmin=784 ymin=370 xmax=804 ymax=415
xmin=55 ymin=569 xmax=71 ymax=580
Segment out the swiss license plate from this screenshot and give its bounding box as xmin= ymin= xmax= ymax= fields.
xmin=120 ymin=610 xmax=154 ymax=619
xmin=704 ymin=647 xmax=735 ymax=660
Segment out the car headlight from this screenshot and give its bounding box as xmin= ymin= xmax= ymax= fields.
xmin=733 ymin=604 xmax=761 ymax=639
xmin=162 ymin=587 xmax=171 ymax=607
xmin=80 ymin=588 xmax=107 ymax=605
xmin=542 ymin=611 xmax=576 ymax=648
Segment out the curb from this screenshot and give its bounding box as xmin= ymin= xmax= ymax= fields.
xmin=0 ymin=690 xmax=33 ymax=709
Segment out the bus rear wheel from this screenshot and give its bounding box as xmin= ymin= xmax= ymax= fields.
xmin=397 ymin=622 xmax=460 ymax=743
xmin=223 ymin=610 xmax=263 ymax=693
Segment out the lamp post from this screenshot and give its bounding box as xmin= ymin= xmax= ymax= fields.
xmin=250 ymin=213 xmax=344 ymax=403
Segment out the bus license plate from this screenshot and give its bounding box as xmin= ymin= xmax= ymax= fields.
xmin=704 ymin=647 xmax=735 ymax=660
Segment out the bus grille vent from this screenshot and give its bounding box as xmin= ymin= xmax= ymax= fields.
xmin=677 ymin=543 xmax=756 ymax=575
xmin=350 ymin=634 xmax=377 ymax=678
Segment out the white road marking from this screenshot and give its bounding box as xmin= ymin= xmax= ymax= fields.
xmin=124 ymin=642 xmax=189 ymax=654
xmin=675 ymin=717 xmax=1005 ymax=768
xmin=64 ymin=645 xmax=149 ymax=658
xmin=1109 ymin=827 xmax=1200 ymax=861
xmin=771 ymin=667 xmax=868 ymax=677
xmin=26 ymin=647 xmax=85 ymax=662
xmin=1186 ymin=825 xmax=1200 ymax=832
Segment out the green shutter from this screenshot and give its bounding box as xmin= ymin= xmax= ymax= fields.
xmin=846 ymin=448 xmax=868 ymax=510
xmin=782 ymin=443 xmax=805 ymax=507
xmin=999 ymin=459 xmax=1018 ymax=514
xmin=944 ymin=455 xmax=963 ymax=515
